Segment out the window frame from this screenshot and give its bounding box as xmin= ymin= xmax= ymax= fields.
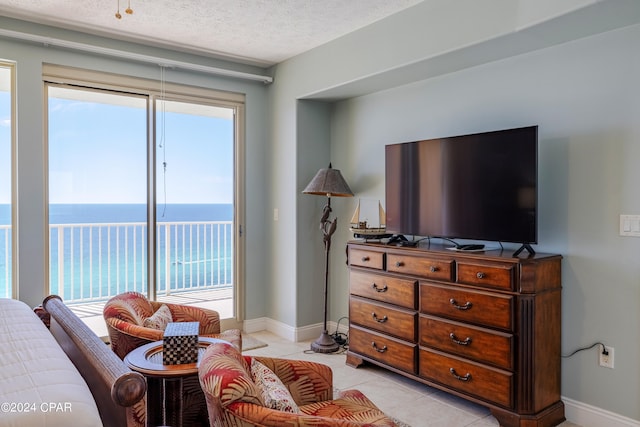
xmin=0 ymin=61 xmax=16 ymax=299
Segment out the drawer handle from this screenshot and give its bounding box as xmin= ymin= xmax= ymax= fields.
xmin=371 ymin=342 xmax=388 ymax=353
xmin=449 ymin=333 xmax=472 ymax=346
xmin=371 ymin=312 xmax=388 ymax=323
xmin=371 ymin=283 xmax=388 ymax=293
xmin=361 ymin=256 xmax=370 ymax=262
xmin=476 ymin=272 xmax=486 ymax=279
xmin=449 ymin=368 xmax=472 ymax=382
xmin=449 ymin=298 xmax=473 ymax=310
xmin=429 ymin=266 xmax=438 ymax=273
xmin=395 ymin=261 xmax=404 ymax=268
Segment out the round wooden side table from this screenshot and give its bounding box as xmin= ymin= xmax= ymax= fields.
xmin=125 ymin=337 xmax=227 ymax=427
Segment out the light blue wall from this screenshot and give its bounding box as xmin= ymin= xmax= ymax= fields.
xmin=266 ymin=0 xmax=640 ymax=421
xmin=269 ymin=0 xmax=562 ymax=330
xmin=268 ymin=0 xmax=640 ymax=338
xmin=296 ymin=100 xmax=333 ymax=327
xmin=327 ymin=22 xmax=640 ymax=424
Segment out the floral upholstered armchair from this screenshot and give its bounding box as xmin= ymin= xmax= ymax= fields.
xmin=104 ymin=291 xmax=243 ymax=427
xmin=198 ymin=341 xmax=397 ymax=427
xmin=103 ymin=291 xmax=242 ymax=359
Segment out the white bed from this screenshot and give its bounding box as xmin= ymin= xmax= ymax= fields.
xmin=0 ymin=298 xmax=102 ymax=427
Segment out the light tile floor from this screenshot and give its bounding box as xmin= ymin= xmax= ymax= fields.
xmin=243 ymin=331 xmax=580 ymax=427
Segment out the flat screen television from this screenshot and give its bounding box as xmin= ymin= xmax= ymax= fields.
xmin=385 ymin=126 xmax=538 ymax=250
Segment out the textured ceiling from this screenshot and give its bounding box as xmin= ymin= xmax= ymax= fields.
xmin=0 ymin=0 xmax=423 ymax=66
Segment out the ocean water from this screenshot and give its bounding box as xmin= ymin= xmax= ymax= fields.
xmin=0 ymin=204 xmax=234 ymax=301
xmin=0 ymin=203 xmax=233 ymax=225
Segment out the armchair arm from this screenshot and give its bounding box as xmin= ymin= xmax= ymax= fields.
xmin=152 ymin=301 xmax=221 ymax=335
xmin=105 ymin=317 xmax=165 ymax=342
xmin=229 ymin=403 xmax=380 ymax=427
xmin=253 ymin=357 xmax=333 ymax=404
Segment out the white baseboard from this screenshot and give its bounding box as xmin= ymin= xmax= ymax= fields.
xmin=291 ymin=320 xmax=349 ymax=342
xmin=242 ymin=318 xmax=345 ymax=342
xmin=242 ymin=317 xmax=269 ymax=334
xmin=243 ymin=318 xmax=640 ymax=427
xmin=243 ymin=317 xmax=322 ymax=342
xmin=563 ymin=397 xmax=640 ymax=427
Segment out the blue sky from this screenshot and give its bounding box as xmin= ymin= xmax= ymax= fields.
xmin=2 ymin=84 xmax=235 ymax=207
xmin=46 ymin=88 xmax=234 ymax=205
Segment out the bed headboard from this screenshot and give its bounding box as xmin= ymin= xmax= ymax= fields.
xmin=43 ymin=295 xmax=146 ymax=427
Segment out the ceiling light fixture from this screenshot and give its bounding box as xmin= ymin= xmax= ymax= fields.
xmin=115 ymin=0 xmax=134 ymax=19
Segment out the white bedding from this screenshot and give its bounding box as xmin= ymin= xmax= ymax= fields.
xmin=0 ymin=298 xmax=102 ymax=427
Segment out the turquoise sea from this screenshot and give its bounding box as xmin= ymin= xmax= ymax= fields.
xmin=0 ymin=204 xmax=233 ymax=301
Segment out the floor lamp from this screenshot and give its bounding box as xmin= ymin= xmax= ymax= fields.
xmin=303 ymin=163 xmax=353 ymax=353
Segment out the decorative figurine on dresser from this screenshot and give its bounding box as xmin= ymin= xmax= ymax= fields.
xmin=346 ymin=241 xmax=564 ymax=427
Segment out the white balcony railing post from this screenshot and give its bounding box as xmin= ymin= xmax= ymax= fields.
xmin=57 ymin=226 xmax=64 ymax=300
xmin=164 ymin=224 xmax=171 ymax=296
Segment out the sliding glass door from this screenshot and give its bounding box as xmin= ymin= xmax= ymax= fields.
xmin=155 ymin=99 xmax=235 ymax=317
xmin=45 ymin=76 xmax=240 ymax=322
xmin=48 ymin=86 xmax=148 ymax=302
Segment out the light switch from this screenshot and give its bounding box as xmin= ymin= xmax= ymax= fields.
xmin=620 ymin=214 xmax=640 ymax=237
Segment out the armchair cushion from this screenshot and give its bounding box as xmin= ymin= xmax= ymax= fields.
xmin=250 ymin=359 xmax=300 ymax=413
xmin=142 ymin=303 xmax=172 ymax=330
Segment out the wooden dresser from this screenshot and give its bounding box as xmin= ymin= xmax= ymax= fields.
xmin=346 ymin=242 xmax=564 ymax=427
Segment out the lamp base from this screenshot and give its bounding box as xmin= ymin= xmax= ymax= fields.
xmin=310 ymin=331 xmax=340 ymax=353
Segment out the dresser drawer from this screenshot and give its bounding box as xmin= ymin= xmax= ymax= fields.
xmin=419 ymin=315 xmax=513 ymax=370
xmin=420 ymin=283 xmax=514 ymax=331
xmin=350 ymin=297 xmax=417 ymax=342
xmin=349 ymin=326 xmax=416 ymax=374
xmin=419 ymin=348 xmax=513 ymax=408
xmin=387 ymin=253 xmax=454 ymax=281
xmin=349 ymin=248 xmax=384 ymax=270
xmin=457 ymin=261 xmax=516 ymax=291
xmin=350 ymin=270 xmax=417 ymax=309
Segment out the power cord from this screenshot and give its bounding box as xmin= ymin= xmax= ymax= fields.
xmin=562 ymin=342 xmax=608 ymax=358
xmin=331 ymin=316 xmax=349 ymax=347
xmin=303 ymin=317 xmax=350 ymax=355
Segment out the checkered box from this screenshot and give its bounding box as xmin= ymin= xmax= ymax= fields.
xmin=162 ymin=322 xmax=199 ymax=365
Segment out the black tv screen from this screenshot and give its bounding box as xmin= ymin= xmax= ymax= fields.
xmin=385 ymin=126 xmax=538 ymax=244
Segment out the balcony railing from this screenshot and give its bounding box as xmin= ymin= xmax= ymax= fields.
xmin=0 ymin=221 xmax=233 ymax=304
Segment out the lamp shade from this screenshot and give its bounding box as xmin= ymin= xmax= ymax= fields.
xmin=303 ymin=163 xmax=353 ymax=197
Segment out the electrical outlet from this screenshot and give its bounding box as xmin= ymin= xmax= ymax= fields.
xmin=599 ymin=346 xmax=614 ymax=369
